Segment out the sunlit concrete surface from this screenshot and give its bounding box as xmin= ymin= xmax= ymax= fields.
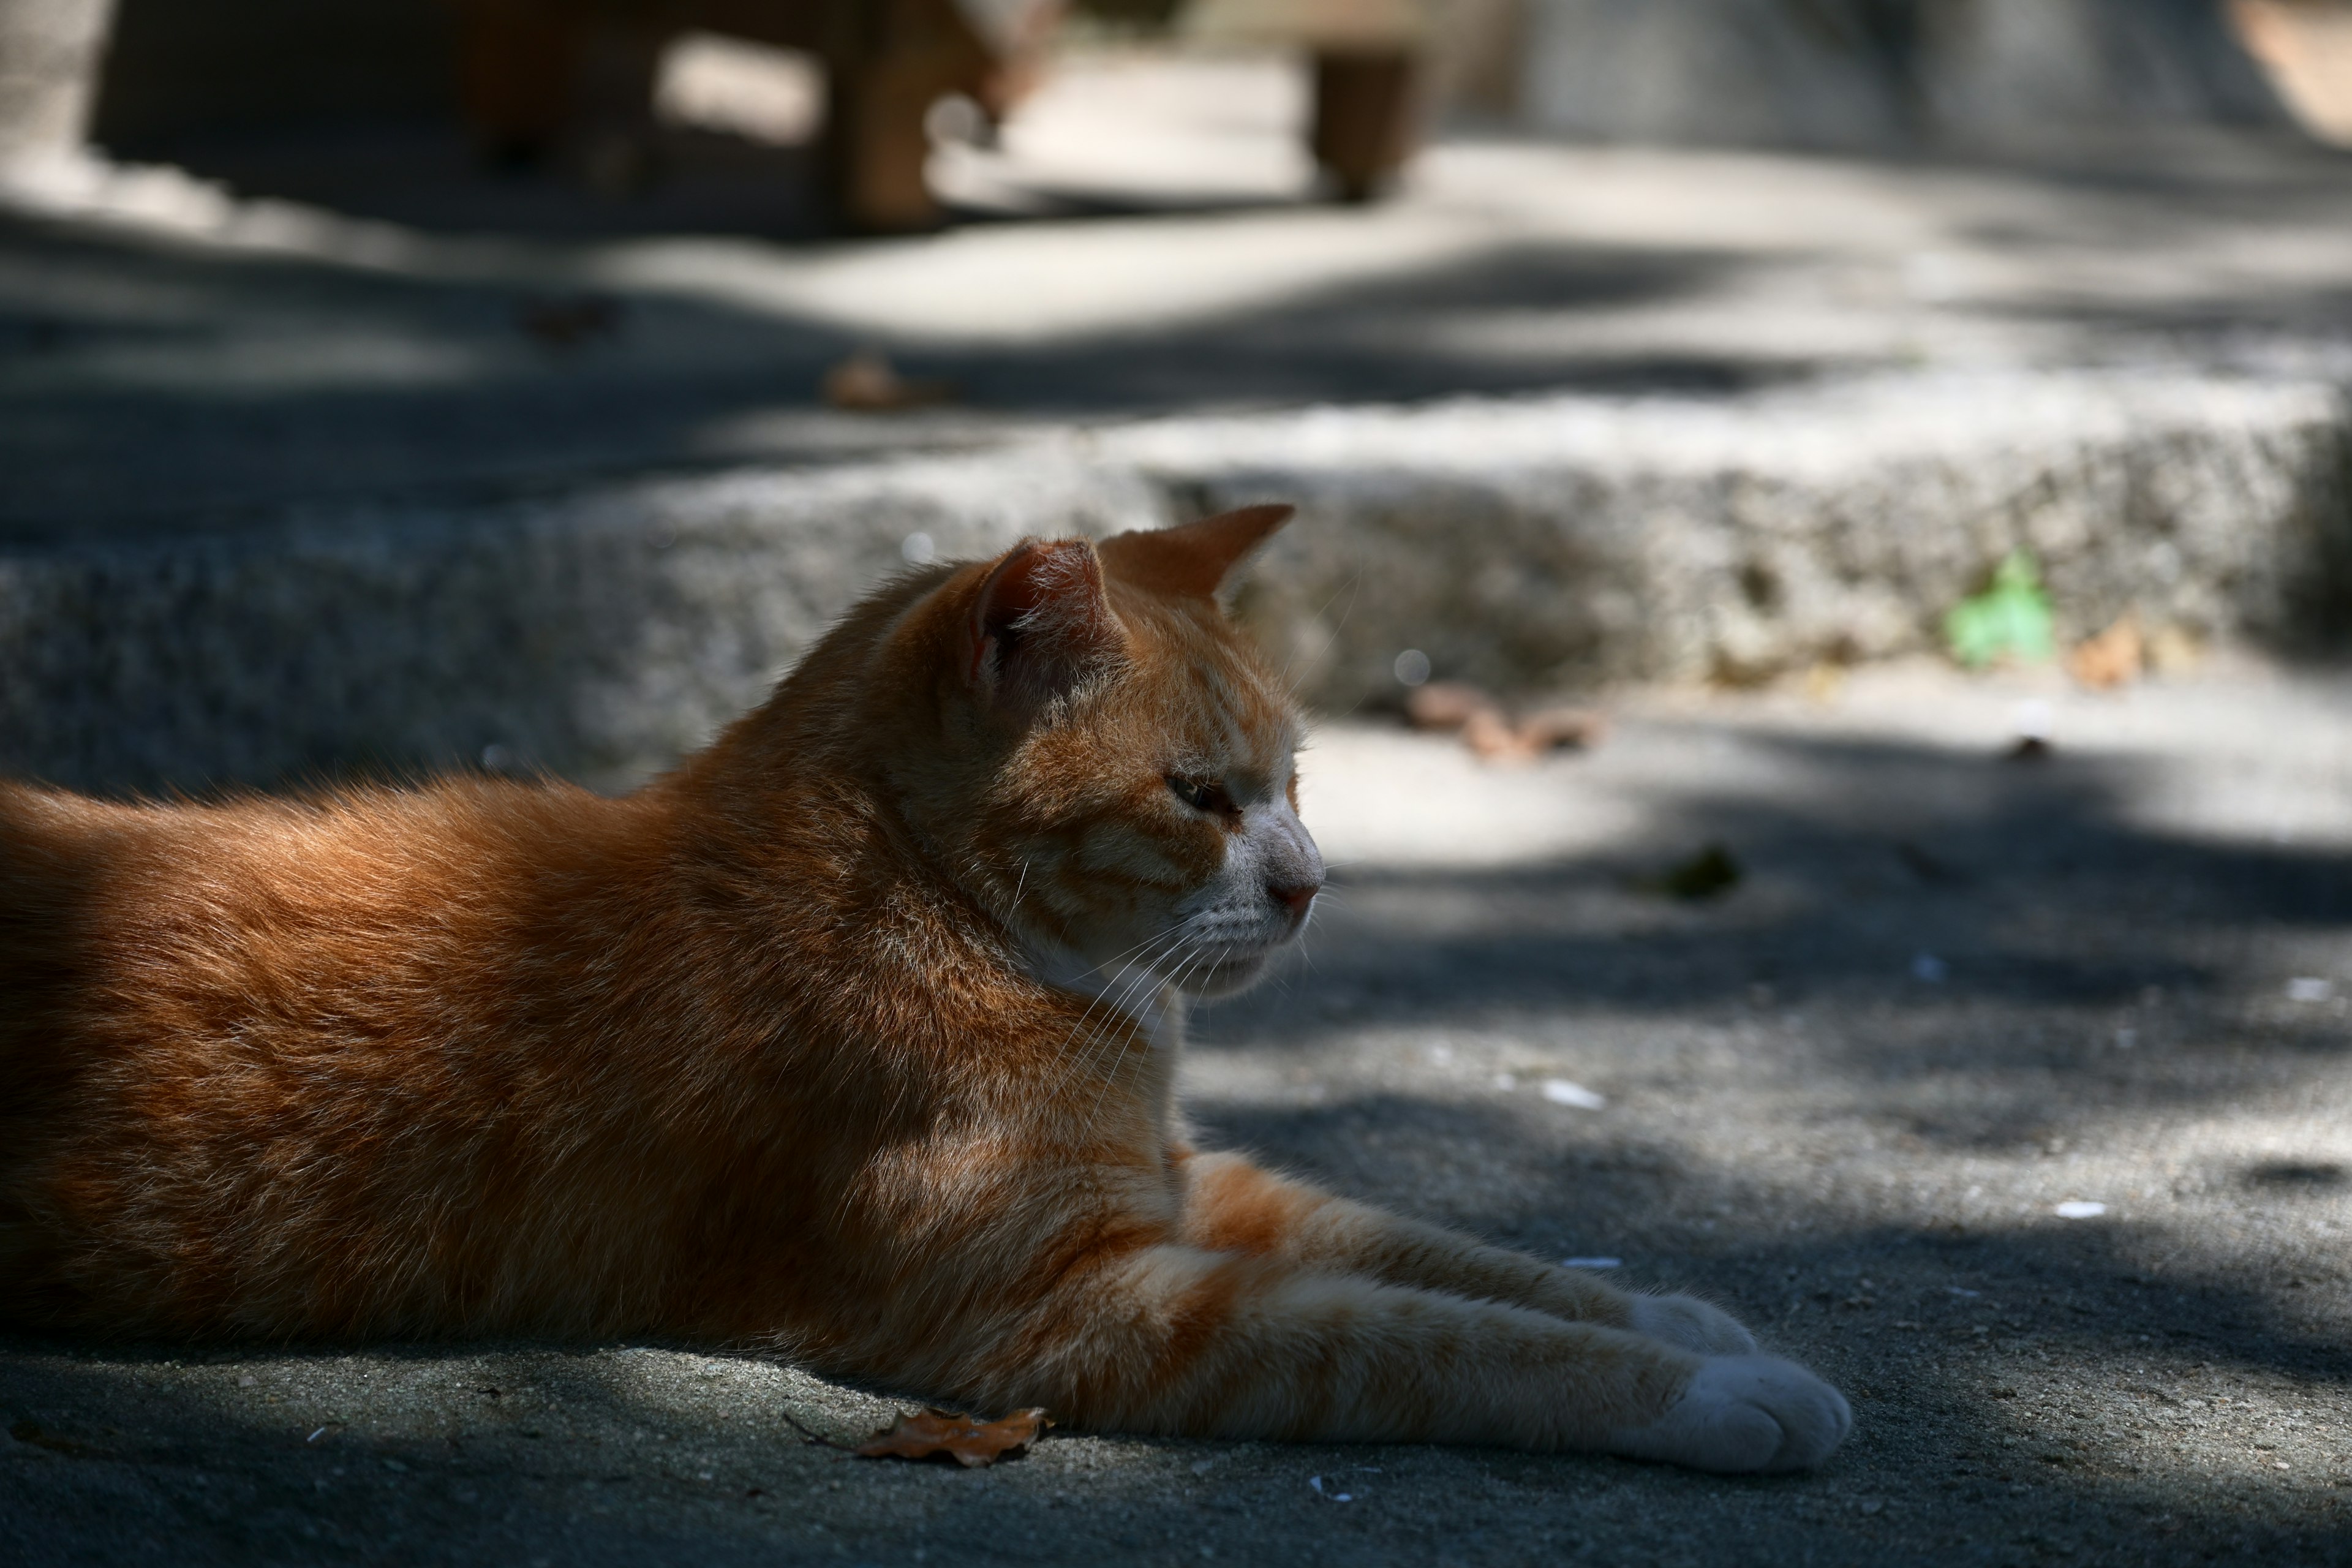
xmin=5 ymin=53 xmax=2352 ymax=537
xmin=4 ymin=660 xmax=2348 ymax=1566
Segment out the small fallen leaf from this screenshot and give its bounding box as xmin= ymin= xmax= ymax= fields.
xmin=1894 ymin=840 xmax=1961 ymax=884
xmin=1403 ymin=680 xmax=1496 ymax=732
xmin=1945 ymin=551 xmax=2056 ymax=669
xmin=516 ymin=293 xmax=624 ymax=349
xmin=854 ymin=1407 xmax=1050 ymax=1467
xmin=2066 ymin=614 xmax=2143 ymax=690
xmin=1516 ymin=704 xmax=1607 ymax=753
xmin=1404 ymin=684 xmax=1605 ymax=764
xmin=1643 ymin=843 xmax=1741 ymax=900
xmin=823 ymin=349 xmax=954 ymax=412
xmin=1461 ymin=706 xmax=1537 ymax=764
xmin=8 ymin=1419 xmax=102 ymax=1456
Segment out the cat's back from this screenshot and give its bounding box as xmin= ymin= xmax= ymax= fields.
xmin=0 ymin=775 xmax=651 ymax=1092
xmin=0 ymin=775 xmax=705 ymax=1335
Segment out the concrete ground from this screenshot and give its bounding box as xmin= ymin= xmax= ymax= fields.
xmin=5 ymin=658 xmax=2350 ymax=1567
xmin=6 ymin=53 xmax=2352 ymax=538
xmin=3 ymin=43 xmax=2350 ymax=1568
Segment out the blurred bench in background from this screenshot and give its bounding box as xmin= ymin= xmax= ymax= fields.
xmin=40 ymin=0 xmax=1428 ymax=232
xmin=453 ymin=0 xmax=1428 ymax=228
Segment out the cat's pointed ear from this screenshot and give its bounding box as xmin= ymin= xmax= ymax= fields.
xmin=964 ymin=538 xmax=1123 ymax=714
xmin=1096 ymin=504 xmax=1294 ymax=600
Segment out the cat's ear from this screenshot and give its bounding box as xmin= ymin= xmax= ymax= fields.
xmin=1096 ymin=504 xmax=1294 ymax=600
xmin=964 ymin=538 xmax=1124 ymax=714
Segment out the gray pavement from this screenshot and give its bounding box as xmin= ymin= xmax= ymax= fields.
xmin=6 ymin=659 xmax=2351 ymax=1566
xmin=6 ymin=54 xmax=2352 ymax=537
xmin=5 ymin=58 xmax=2351 ymax=804
xmin=4 ymin=46 xmax=2351 ymax=1568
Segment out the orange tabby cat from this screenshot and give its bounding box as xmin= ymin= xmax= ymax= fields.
xmin=0 ymin=506 xmax=1849 ymax=1471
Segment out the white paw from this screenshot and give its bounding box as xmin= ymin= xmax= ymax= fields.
xmin=1627 ymin=1292 xmax=1757 ymax=1355
xmin=1603 ymin=1355 xmax=1853 ymax=1473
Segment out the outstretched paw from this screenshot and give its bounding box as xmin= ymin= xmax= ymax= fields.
xmin=1627 ymin=1292 xmax=1757 ymax=1356
xmin=1602 ymin=1355 xmax=1852 ymax=1473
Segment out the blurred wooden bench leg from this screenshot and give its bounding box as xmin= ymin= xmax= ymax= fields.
xmin=569 ymin=18 xmax=666 ymax=193
xmin=454 ymin=0 xmax=581 ymax=165
xmin=816 ymin=0 xmax=1000 ymax=233
xmin=1311 ymin=48 xmax=1420 ymax=202
xmin=820 ymin=55 xmax=944 ymax=232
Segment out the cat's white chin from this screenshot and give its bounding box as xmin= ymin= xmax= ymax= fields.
xmin=1172 ymin=949 xmax=1277 ymax=998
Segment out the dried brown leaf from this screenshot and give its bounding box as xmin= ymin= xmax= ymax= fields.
xmin=1461 ymin=706 xmax=1537 ymax=764
xmin=2067 ymin=614 xmax=2143 ymax=690
xmin=853 ymin=1407 xmax=1051 ymax=1467
xmin=1403 ymin=680 xmax=1497 ymax=732
xmin=823 ymin=349 xmax=955 ymax=412
xmin=1515 ymin=704 xmax=1607 ymax=753
xmin=516 ymin=293 xmax=624 ymax=349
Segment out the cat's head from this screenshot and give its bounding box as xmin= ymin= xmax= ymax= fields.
xmin=884 ymin=507 xmax=1322 ymax=1000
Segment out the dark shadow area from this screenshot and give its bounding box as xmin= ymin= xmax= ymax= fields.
xmin=0 ymin=211 xmax=1781 ymax=543
xmin=143 ymin=123 xmax=837 ymax=243
xmin=124 ymin=124 xmax=1329 ymax=244
xmin=5 ymin=1178 xmax=2348 ymax=1568
xmin=89 ymin=0 xmax=458 ymax=156
xmin=4 ymin=715 xmax=2349 ymax=1562
xmin=1191 ymin=1093 xmax=2352 ymax=1387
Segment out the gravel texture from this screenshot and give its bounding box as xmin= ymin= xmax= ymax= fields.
xmin=5 ymin=659 xmax=2349 ymax=1567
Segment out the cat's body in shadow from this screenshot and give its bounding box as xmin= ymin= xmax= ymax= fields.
xmin=0 ymin=507 xmax=1848 ymax=1472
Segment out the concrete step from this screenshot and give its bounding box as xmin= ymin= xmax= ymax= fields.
xmin=2 ymin=364 xmax=2345 ymax=794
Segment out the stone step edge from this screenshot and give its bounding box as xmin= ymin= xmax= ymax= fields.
xmin=1 ymin=365 xmax=2344 ymax=794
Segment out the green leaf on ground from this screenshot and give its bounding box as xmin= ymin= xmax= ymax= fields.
xmin=1945 ymin=551 xmax=2056 ymax=668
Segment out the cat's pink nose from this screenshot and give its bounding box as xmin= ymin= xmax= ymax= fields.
xmin=1269 ymin=880 xmax=1320 ymax=920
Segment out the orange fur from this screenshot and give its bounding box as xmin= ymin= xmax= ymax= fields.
xmin=0 ymin=508 xmax=1850 ymax=1466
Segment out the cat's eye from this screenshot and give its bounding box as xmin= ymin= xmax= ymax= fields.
xmin=1167 ymin=774 xmax=1235 ymax=816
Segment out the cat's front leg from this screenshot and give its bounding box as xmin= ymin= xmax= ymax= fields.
xmin=1624 ymin=1292 xmax=1757 ymax=1355
xmin=938 ymin=1239 xmax=1843 ymax=1468
xmin=1180 ymin=1151 xmax=1756 ymax=1353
